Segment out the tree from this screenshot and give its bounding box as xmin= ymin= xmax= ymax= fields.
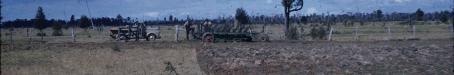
xmin=69 ymin=15 xmax=76 ymax=42
xmin=116 ymin=14 xmax=123 ymax=26
xmin=235 ymin=8 xmax=249 ymax=24
xmin=80 ymin=15 xmax=91 ymax=37
xmin=415 ymin=8 xmax=424 ymax=21
xmin=169 ymin=15 xmax=174 ymax=22
xmin=51 ymin=19 xmax=63 ymax=36
xmin=282 ymin=0 xmax=304 ymax=39
xmin=34 ymin=6 xmax=47 ymax=40
xmin=373 ymin=9 xmax=383 ymax=21
xmin=0 ymin=0 xmax=2 ymax=23
xmin=1 ymin=0 xmax=2 ymax=43
xmin=69 ymin=15 xmax=76 ymax=27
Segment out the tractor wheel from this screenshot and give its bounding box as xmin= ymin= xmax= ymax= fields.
xmin=147 ymin=33 xmax=157 ymax=41
xmin=203 ymin=34 xmax=214 ymax=43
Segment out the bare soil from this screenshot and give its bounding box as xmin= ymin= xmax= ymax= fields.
xmin=196 ymin=39 xmax=454 ymax=75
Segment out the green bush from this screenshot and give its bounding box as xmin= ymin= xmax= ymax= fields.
xmin=310 ymin=26 xmax=327 ymax=40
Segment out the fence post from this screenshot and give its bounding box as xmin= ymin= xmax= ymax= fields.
xmin=412 ymin=24 xmax=416 ymax=38
xmin=9 ymin=28 xmax=13 ymax=50
xmin=328 ymin=26 xmax=333 ymax=41
xmin=387 ymin=25 xmax=391 ymax=40
xmin=354 ymin=25 xmax=358 ymax=40
xmin=175 ymin=25 xmax=179 ymax=42
xmin=72 ymin=27 xmax=76 ymax=42
xmin=27 ymin=28 xmax=31 ymax=43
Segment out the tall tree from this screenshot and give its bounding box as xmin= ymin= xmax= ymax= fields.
xmin=415 ymin=8 xmax=425 ymax=21
xmin=169 ymin=15 xmax=174 ymax=23
xmin=116 ymin=14 xmax=123 ymax=26
xmin=235 ymin=8 xmax=249 ymax=24
xmin=80 ymin=15 xmax=91 ymax=37
xmin=51 ymin=19 xmax=63 ymax=36
xmin=34 ymin=6 xmax=47 ymax=40
xmin=69 ymin=15 xmax=76 ymax=27
xmin=0 ymin=0 xmax=2 ymax=23
xmin=374 ymin=9 xmax=383 ymax=22
xmin=1 ymin=0 xmax=3 ymax=43
xmin=69 ymin=15 xmax=76 ymax=42
xmin=281 ymin=0 xmax=304 ymax=39
xmin=451 ymin=0 xmax=454 ymax=34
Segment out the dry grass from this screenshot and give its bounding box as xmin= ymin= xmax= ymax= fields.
xmin=1 ymin=42 xmax=206 ymax=75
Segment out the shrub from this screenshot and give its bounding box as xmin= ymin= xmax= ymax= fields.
xmin=286 ymin=26 xmax=299 ymax=40
xmin=310 ymin=26 xmax=327 ymax=40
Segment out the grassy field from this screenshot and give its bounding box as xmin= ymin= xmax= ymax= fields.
xmin=1 ymin=21 xmax=453 ymax=75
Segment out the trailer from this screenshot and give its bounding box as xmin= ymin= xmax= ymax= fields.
xmin=191 ymin=23 xmax=269 ymax=43
xmin=109 ymin=24 xmax=160 ymax=41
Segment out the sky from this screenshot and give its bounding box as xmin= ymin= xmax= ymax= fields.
xmin=2 ymin=0 xmax=453 ymax=21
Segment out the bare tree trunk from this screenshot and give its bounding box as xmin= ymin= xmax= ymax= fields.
xmin=40 ymin=30 xmax=43 ymax=41
xmin=284 ymin=11 xmax=290 ymax=39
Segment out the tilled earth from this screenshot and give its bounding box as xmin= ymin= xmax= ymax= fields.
xmin=197 ymin=39 xmax=454 ymax=75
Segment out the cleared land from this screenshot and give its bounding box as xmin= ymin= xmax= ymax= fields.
xmin=1 ymin=22 xmax=453 ymax=75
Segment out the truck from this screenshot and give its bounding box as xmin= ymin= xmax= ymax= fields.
xmin=109 ymin=24 xmax=161 ymax=41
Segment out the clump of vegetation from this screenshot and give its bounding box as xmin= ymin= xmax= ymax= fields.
xmin=34 ymin=6 xmax=47 ymax=40
xmin=51 ymin=19 xmax=64 ymax=36
xmin=164 ymin=61 xmax=178 ymax=75
xmin=310 ymin=26 xmax=327 ymax=40
xmin=111 ymin=42 xmax=121 ymax=52
xmin=79 ymin=15 xmax=92 ymax=38
xmin=287 ymin=25 xmax=299 ymax=40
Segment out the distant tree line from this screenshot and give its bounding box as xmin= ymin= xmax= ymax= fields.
xmin=1 ymin=10 xmax=453 ymax=28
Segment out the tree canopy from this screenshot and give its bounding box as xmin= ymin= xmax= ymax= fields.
xmin=79 ymin=15 xmax=91 ymax=29
xmin=235 ymin=8 xmax=249 ymax=24
xmin=34 ymin=6 xmax=47 ymax=30
xmin=415 ymin=8 xmax=425 ymax=21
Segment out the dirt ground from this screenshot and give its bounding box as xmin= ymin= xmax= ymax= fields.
xmin=197 ymin=39 xmax=454 ymax=75
xmin=2 ymin=39 xmax=453 ymax=75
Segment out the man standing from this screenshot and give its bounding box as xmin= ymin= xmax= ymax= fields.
xmin=184 ymin=20 xmax=194 ymax=40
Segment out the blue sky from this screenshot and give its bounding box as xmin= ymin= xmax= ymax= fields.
xmin=2 ymin=0 xmax=453 ymax=21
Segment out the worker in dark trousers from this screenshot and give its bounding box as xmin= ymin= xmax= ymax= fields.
xmin=184 ymin=20 xmax=194 ymax=40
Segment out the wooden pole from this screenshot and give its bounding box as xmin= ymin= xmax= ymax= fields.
xmin=412 ymin=23 xmax=416 ymax=38
xmin=354 ymin=25 xmax=358 ymax=40
xmin=72 ymin=27 xmax=75 ymax=42
xmin=175 ymin=25 xmax=179 ymax=42
xmin=387 ymin=24 xmax=391 ymax=40
xmin=328 ymin=26 xmax=333 ymax=41
xmin=9 ymin=28 xmax=13 ymax=50
xmin=27 ymin=28 xmax=31 ymax=43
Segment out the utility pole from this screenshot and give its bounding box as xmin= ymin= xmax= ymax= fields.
xmin=84 ymin=0 xmax=96 ymax=30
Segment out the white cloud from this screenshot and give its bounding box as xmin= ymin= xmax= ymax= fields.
xmin=266 ymin=0 xmax=273 ymax=4
xmin=144 ymin=12 xmax=160 ymax=17
xmin=393 ymin=0 xmax=411 ymax=3
xmin=306 ymin=7 xmax=318 ymax=14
